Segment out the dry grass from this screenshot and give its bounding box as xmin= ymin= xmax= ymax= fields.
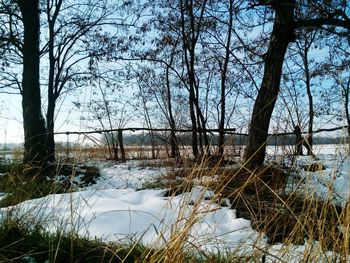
xmin=1 ymin=145 xmax=350 ymax=262
xmin=213 ymin=162 xmax=348 ymax=260
xmin=155 ymin=154 xmax=350 ymax=261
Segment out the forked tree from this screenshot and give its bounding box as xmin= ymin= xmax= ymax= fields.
xmin=244 ymin=0 xmax=350 ymax=170
xmin=17 ymin=0 xmax=49 ymax=165
xmin=1 ymin=0 xmax=123 ymax=166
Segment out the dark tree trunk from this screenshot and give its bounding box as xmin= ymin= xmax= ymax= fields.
xmin=244 ymin=0 xmax=296 ymax=170
xmin=179 ymin=0 xmax=208 ymax=159
xmin=118 ymin=129 xmax=126 ymax=162
xmin=46 ymin=20 xmax=56 ymax=163
xmin=195 ymin=92 xmax=210 ymax=156
xmin=169 ymin=130 xmax=179 ymax=159
xmin=218 ymin=0 xmax=233 ymax=157
xmin=188 ymin=43 xmax=199 ymax=159
xmin=303 ymin=46 xmax=314 ymax=156
xmin=150 ymin=131 xmax=156 ymax=159
xmin=45 ymin=0 xmax=62 ymax=163
xmin=113 ymin=138 xmax=119 ymax=161
xmin=294 ymin=125 xmax=303 ymax=155
xmin=218 ymin=69 xmax=227 ymax=156
xmin=46 ymin=101 xmax=56 ymax=162
xmin=342 ymin=79 xmax=350 ymax=147
xmin=189 ymin=89 xmax=199 ymax=158
xmin=18 ymin=0 xmax=49 ymax=166
xmin=189 ymin=91 xmax=199 ymax=159
xmin=165 ymin=66 xmax=180 ymax=159
xmin=196 ymin=112 xmax=204 ymax=155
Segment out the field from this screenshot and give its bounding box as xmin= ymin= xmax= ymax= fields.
xmin=0 ymin=143 xmax=349 ymax=262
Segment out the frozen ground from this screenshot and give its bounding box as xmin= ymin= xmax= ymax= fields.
xmin=279 ymin=144 xmax=350 ymax=206
xmin=288 ymin=154 xmax=350 ymax=206
xmin=76 ymin=160 xmax=169 ymax=190
xmin=0 ymin=145 xmax=349 ymax=261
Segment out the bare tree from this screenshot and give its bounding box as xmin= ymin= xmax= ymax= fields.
xmin=17 ymin=0 xmax=49 ymax=165
xmin=135 ymin=62 xmax=181 ymax=159
xmin=294 ymin=31 xmax=318 ymax=155
xmin=207 ymin=0 xmax=235 ymax=156
xmin=43 ymin=0 xmax=121 ymax=162
xmin=244 ymin=0 xmax=350 ymax=170
xmin=244 ymin=0 xmax=296 ymax=170
xmin=179 ymin=0 xmax=209 ymax=158
xmin=327 ymin=40 xmax=350 ymax=145
xmin=0 ymin=0 xmax=124 ymax=165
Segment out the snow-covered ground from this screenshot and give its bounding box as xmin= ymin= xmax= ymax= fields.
xmin=0 ymin=161 xmax=266 ymax=258
xmin=287 ymin=154 xmax=350 ymax=206
xmin=0 ymin=145 xmax=349 ymax=261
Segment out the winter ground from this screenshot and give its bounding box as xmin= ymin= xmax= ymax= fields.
xmin=0 ymin=144 xmax=349 ymax=262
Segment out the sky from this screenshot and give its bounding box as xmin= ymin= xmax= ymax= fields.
xmin=0 ymin=82 xmax=140 ymax=145
xmin=0 ymin=2 xmax=348 ymax=147
xmin=0 ymin=85 xmax=346 ymax=146
xmin=0 ymin=93 xmax=23 ymax=144
xmin=0 ymin=92 xmax=91 ymax=145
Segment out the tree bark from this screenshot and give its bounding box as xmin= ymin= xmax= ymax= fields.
xmin=45 ymin=0 xmax=63 ymax=163
xmin=297 ymin=35 xmax=315 ymax=156
xmin=179 ymin=0 xmax=207 ymax=159
xmin=46 ymin=98 xmax=56 ymax=162
xmin=18 ymin=0 xmax=49 ymax=166
xmin=118 ymin=129 xmax=126 ymax=162
xmin=113 ymin=141 xmax=119 ymax=161
xmin=294 ymin=125 xmax=303 ymax=155
xmin=194 ymin=89 xmax=210 ymax=156
xmin=304 ymin=48 xmax=314 ymax=156
xmin=46 ymin=16 xmax=57 ymax=163
xmin=244 ymin=0 xmax=296 ymax=170
xmin=342 ymin=79 xmax=350 ymax=147
xmin=218 ymin=0 xmax=233 ymax=156
xmin=165 ymin=65 xmax=180 ymax=159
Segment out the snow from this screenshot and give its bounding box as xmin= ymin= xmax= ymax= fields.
xmin=1 ymin=186 xmax=263 ymax=254
xmin=286 ymin=149 xmax=350 ymax=206
xmin=0 ymin=145 xmax=349 ymax=260
xmin=82 ymin=160 xmax=168 ymax=190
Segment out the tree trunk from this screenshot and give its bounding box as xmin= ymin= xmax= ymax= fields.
xmin=18 ymin=0 xmax=49 ymax=166
xmin=303 ymin=46 xmax=314 ymax=155
xmin=244 ymin=0 xmax=296 ymax=170
xmin=113 ymin=136 xmax=119 ymax=161
xmin=45 ymin=0 xmax=63 ymax=164
xmin=165 ymin=66 xmax=180 ymax=159
xmin=343 ymin=79 xmax=350 ymax=147
xmin=46 ymin=101 xmax=56 ymax=162
xmin=189 ymin=90 xmax=199 ymax=158
xmin=194 ymin=91 xmax=210 ymax=156
xmin=118 ymin=129 xmax=126 ymax=162
xmin=294 ymin=125 xmax=303 ymax=155
xmin=47 ymin=15 xmax=56 ymax=163
xmin=179 ymin=0 xmax=208 ymax=159
xmin=218 ymin=0 xmax=233 ymax=157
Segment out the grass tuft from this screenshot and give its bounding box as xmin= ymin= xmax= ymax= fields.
xmin=0 ymin=217 xmax=155 ymax=263
xmin=0 ymin=162 xmax=100 ymax=208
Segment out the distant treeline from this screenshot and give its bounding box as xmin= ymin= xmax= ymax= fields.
xmin=1 ymin=134 xmax=346 ymax=151
xmin=266 ymin=134 xmax=346 ymax=146
xmin=101 ymin=132 xmax=347 ymax=146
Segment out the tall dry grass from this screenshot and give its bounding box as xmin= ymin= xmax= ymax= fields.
xmin=1 ymin=143 xmax=350 ymax=262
